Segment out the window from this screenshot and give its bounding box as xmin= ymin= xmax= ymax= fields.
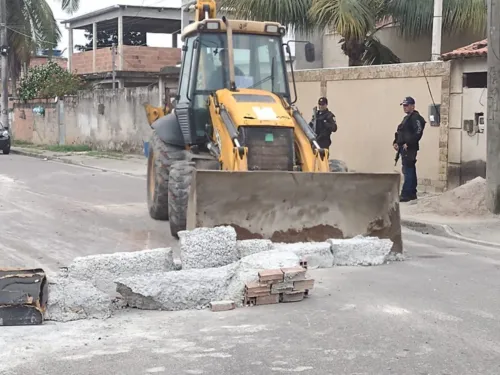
xmin=463 ymin=72 xmax=487 ymax=88
xmin=178 ymin=37 xmax=196 ymax=100
xmin=195 ymin=33 xmax=288 ymax=96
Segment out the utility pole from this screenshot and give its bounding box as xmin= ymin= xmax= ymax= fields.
xmin=486 ymin=0 xmax=500 ymax=213
xmin=0 ymin=0 xmax=9 ymax=128
xmin=431 ymin=0 xmax=443 ymax=61
xmin=111 ymin=43 xmax=116 ymax=90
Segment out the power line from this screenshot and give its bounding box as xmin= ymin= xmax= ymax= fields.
xmin=5 ymin=25 xmax=59 ymax=46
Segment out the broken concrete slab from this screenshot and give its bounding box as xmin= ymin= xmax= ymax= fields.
xmin=210 ymin=300 xmax=236 ymax=312
xmin=237 ymin=239 xmax=274 ymax=258
xmin=179 ymin=226 xmax=238 ymax=269
xmin=45 ymin=277 xmax=113 ymax=322
xmin=115 ymin=263 xmax=238 ymax=311
xmin=66 ymin=248 xmax=175 ymax=296
xmin=224 ymin=250 xmax=300 ymax=306
xmin=273 ymin=242 xmax=334 ymax=269
xmin=328 ymin=236 xmax=393 ymax=266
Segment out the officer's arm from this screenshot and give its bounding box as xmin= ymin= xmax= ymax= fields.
xmin=325 ymin=112 xmax=338 ymax=133
xmin=407 ymin=117 xmax=425 ymax=146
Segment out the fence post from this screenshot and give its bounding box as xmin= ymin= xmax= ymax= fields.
xmin=57 ymin=99 xmax=65 ymax=145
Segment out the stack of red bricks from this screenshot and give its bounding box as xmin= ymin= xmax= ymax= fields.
xmin=244 ymin=264 xmax=314 ymax=306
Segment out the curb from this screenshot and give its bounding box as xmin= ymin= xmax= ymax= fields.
xmin=11 ymin=148 xmax=145 ymax=179
xmin=402 ymin=219 xmax=500 ymax=248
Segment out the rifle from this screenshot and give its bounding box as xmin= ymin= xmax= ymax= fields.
xmin=394 ymin=132 xmax=400 ymax=166
xmin=309 ymin=106 xmax=319 ymax=134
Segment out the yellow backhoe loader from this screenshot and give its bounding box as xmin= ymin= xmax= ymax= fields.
xmin=146 ymin=0 xmax=402 ymax=252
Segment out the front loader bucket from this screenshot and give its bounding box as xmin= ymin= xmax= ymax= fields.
xmin=187 ymin=171 xmax=403 ymax=253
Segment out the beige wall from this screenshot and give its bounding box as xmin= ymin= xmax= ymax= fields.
xmin=292 ymin=61 xmax=451 ymax=192
xmin=448 ymin=57 xmax=487 ymax=187
xmin=320 ymin=28 xmax=485 ymax=68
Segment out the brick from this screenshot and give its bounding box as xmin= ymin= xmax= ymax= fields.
xmin=245 ymin=284 xmax=270 ymax=292
xmin=210 ymin=300 xmax=236 ymax=312
xmin=255 ymin=294 xmax=279 ymax=306
xmin=280 ymin=291 xmax=305 ymax=303
xmin=299 ymin=258 xmax=308 ymax=269
xmin=258 ymin=269 xmax=284 ymax=283
xmin=244 ymin=295 xmax=256 ymax=306
xmin=271 ymin=282 xmax=294 ymax=295
xmin=293 ymin=279 xmax=315 ymax=291
xmin=245 ymin=282 xmax=271 ymax=297
xmin=281 ymin=267 xmax=306 ymax=282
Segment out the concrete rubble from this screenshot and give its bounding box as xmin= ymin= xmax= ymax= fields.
xmin=44 ymin=227 xmax=402 ymax=322
xmin=328 ymin=236 xmax=393 ymax=266
xmin=274 ymin=242 xmax=334 ymax=269
xmin=45 ymin=276 xmax=113 ymax=322
xmin=66 ymin=248 xmax=175 ymax=295
xmin=179 ymin=226 xmax=238 ymax=269
xmin=237 ymin=239 xmax=274 ymax=258
xmin=115 ymin=263 xmax=239 ymax=311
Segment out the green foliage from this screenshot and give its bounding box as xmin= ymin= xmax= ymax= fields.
xmin=6 ymin=0 xmax=80 ymax=86
xmin=18 ymin=61 xmax=84 ymax=101
xmin=219 ymin=0 xmax=487 ymax=66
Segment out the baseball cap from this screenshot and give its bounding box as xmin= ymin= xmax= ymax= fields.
xmin=318 ymin=97 xmax=328 ymax=105
xmin=400 ymin=96 xmax=415 ymax=105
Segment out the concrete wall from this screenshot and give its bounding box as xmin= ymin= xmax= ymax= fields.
xmin=11 ymin=101 xmax=59 ymax=144
xmin=298 ymin=27 xmax=486 ymax=69
xmin=448 ymin=57 xmax=488 ymax=187
xmin=12 ymin=86 xmax=162 ymax=152
xmin=292 ymin=61 xmax=451 ymax=192
xmin=71 ymin=46 xmax=181 ymax=74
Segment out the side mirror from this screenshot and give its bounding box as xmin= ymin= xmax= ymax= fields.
xmin=305 ymin=42 xmax=315 ymax=62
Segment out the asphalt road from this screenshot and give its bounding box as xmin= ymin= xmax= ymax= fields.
xmin=2 ymin=155 xmax=500 ymax=374
xmin=0 ymin=154 xmax=174 ymax=274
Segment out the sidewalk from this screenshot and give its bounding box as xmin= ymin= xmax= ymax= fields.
xmin=11 ymin=146 xmax=147 ymax=177
xmin=400 ymin=177 xmax=500 ymax=247
xmin=401 ymin=211 xmax=500 ymax=247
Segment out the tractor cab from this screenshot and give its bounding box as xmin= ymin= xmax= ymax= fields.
xmin=174 ymin=18 xmax=314 ymax=146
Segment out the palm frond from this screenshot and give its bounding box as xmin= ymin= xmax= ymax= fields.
xmin=309 ymin=0 xmax=378 ymax=40
xmin=218 ymin=0 xmax=316 ymax=34
xmin=362 ymin=36 xmax=401 ymax=65
xmin=6 ymin=0 xmax=61 ymax=84
xmin=388 ymin=0 xmax=487 ymax=40
xmin=57 ymin=0 xmax=80 ymax=14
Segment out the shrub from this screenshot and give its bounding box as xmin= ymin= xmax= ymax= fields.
xmin=19 ymin=61 xmax=85 ymax=101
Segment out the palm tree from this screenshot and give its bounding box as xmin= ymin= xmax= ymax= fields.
xmin=6 ymin=0 xmax=80 ymax=88
xmin=219 ymin=0 xmax=487 ymax=66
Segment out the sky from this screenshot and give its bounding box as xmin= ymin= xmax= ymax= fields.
xmin=47 ymin=0 xmax=182 ymax=54
xmin=47 ymin=0 xmax=294 ymax=56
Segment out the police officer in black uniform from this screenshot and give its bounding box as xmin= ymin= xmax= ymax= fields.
xmin=393 ymin=96 xmax=426 ymax=202
xmin=310 ymin=97 xmax=338 ymax=150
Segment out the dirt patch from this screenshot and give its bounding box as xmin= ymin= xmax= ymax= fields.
xmin=404 ymin=177 xmax=494 ymax=218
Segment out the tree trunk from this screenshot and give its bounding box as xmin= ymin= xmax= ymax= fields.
xmin=341 ymin=38 xmax=366 ymax=66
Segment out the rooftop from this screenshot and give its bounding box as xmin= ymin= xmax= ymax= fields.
xmin=441 ymin=39 xmax=488 ymax=61
xmin=60 ymin=4 xmax=185 ymax=33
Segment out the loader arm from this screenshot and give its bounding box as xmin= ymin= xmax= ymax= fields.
xmin=208 ymin=94 xmax=249 ymax=171
xmin=288 ymin=107 xmax=330 ymax=172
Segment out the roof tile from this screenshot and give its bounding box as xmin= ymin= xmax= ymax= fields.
xmin=441 ymin=39 xmax=488 ymax=61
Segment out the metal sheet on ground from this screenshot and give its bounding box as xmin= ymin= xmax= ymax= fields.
xmin=0 ymin=269 xmax=47 ymax=326
xmin=187 ymin=171 xmax=402 ymax=252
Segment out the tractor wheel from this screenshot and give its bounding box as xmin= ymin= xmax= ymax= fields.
xmin=329 ymin=159 xmax=348 ymax=173
xmin=168 ymin=161 xmax=196 ymax=238
xmin=147 ymin=131 xmax=184 ymax=220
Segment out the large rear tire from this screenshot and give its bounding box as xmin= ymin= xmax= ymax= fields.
xmin=329 ymin=159 xmax=348 ymax=173
xmin=147 ymin=131 xmax=184 ymax=220
xmin=168 ymin=161 xmax=195 ymax=238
